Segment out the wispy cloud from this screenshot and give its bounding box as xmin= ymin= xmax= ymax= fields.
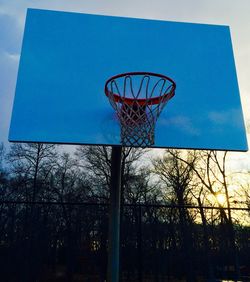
xmin=159 ymin=115 xmax=200 ymax=136
xmin=208 ymin=108 xmax=244 ymax=128
xmin=4 ymin=51 xmax=20 ymax=62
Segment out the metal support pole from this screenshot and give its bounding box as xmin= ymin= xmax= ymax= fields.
xmin=108 ymin=145 xmax=122 ymax=282
xmin=138 ymin=205 xmax=142 ymax=282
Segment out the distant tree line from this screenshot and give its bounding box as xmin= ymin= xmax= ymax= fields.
xmin=0 ymin=142 xmax=250 ymax=281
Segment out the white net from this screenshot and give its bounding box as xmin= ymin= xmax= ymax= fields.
xmin=105 ymin=72 xmax=175 ymax=147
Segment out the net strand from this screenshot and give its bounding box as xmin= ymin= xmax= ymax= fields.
xmin=105 ymin=73 xmax=175 ymax=147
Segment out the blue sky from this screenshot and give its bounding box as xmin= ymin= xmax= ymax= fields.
xmin=0 ymin=0 xmax=250 ymax=152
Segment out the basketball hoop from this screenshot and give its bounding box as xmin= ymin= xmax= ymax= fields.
xmin=105 ymin=72 xmax=176 ymax=147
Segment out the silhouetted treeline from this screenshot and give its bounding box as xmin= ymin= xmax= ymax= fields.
xmin=0 ymin=142 xmax=250 ymax=281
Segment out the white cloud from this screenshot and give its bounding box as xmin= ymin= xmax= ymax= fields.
xmin=160 ymin=115 xmax=200 ymax=136
xmin=0 ymin=50 xmax=19 ymax=143
xmin=5 ymin=52 xmax=20 ymax=62
xmin=208 ymin=109 xmax=245 ymax=129
xmin=240 ymin=90 xmax=250 ymax=125
xmin=227 ymin=150 xmax=250 ymax=172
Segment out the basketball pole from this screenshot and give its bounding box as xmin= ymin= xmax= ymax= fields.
xmin=108 ymin=145 xmax=122 ymax=282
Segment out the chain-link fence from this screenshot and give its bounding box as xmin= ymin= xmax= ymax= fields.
xmin=0 ymin=201 xmax=250 ymax=281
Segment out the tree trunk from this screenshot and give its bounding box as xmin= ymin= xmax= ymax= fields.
xmin=198 ymin=197 xmax=216 ymax=281
xmin=177 ymin=195 xmax=197 ymax=282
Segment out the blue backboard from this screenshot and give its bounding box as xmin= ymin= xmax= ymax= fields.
xmin=9 ymin=9 xmax=248 ymax=151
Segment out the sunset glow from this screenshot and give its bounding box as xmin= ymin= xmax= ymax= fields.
xmin=216 ymin=193 xmax=227 ymax=206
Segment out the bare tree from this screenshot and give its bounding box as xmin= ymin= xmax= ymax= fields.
xmin=0 ymin=142 xmax=6 ymax=186
xmin=7 ymin=143 xmax=57 ymax=201
xmin=152 ymin=149 xmax=198 ymax=282
xmin=75 ymin=145 xmax=147 ymax=202
xmin=7 ymin=143 xmax=58 ymax=282
xmin=169 ymin=149 xmax=241 ymax=280
xmin=0 ymin=142 xmax=4 ymax=167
